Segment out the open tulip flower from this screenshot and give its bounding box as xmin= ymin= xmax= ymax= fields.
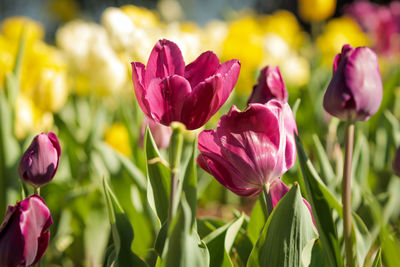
xmin=131 ymin=39 xmax=241 ymax=130
xmin=323 ymin=44 xmax=383 ymax=121
xmin=0 ymin=195 xmax=53 ymax=267
xmin=18 ymin=132 xmax=61 ymax=188
xmin=197 ymin=100 xmax=297 ymax=197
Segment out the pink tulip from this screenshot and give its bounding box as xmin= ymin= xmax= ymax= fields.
xmin=18 ymin=133 xmax=61 ymax=187
xmin=197 ymin=100 xmax=296 ymax=197
xmin=131 ymin=39 xmax=241 ymax=130
xmin=139 ymin=117 xmax=172 ymax=149
xmin=323 ymin=44 xmax=382 ymax=121
xmin=247 ymin=66 xmax=288 ymax=104
xmin=0 ymin=195 xmax=53 ymax=267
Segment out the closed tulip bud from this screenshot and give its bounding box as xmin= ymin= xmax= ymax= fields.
xmin=18 ymin=132 xmax=61 ymax=187
xmin=131 ymin=39 xmax=240 ymax=130
xmin=0 ymin=195 xmax=53 ymax=267
xmin=323 ymin=44 xmax=383 ymax=121
xmin=247 ymin=66 xmax=288 ymax=104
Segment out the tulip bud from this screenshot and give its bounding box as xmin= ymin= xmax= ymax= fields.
xmin=298 ymin=0 xmax=336 ymax=22
xmin=18 ymin=132 xmax=61 ymax=187
xmin=323 ymin=44 xmax=383 ymax=121
xmin=247 ymin=66 xmax=288 ymax=104
xmin=0 ymin=195 xmax=53 ymax=266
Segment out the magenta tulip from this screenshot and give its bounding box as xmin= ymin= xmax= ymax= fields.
xmin=323 ymin=44 xmax=383 ymax=121
xmin=247 ymin=66 xmax=288 ymax=104
xmin=197 ymin=100 xmax=297 ymax=197
xmin=18 ymin=132 xmax=61 ymax=187
xmin=0 ymin=195 xmax=53 ymax=267
xmin=131 ymin=39 xmax=241 ymax=130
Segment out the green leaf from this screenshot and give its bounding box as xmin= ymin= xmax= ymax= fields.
xmin=295 ymin=134 xmax=343 ymax=267
xmin=307 ymin=240 xmax=329 ymax=267
xmin=312 ymin=134 xmax=335 ymax=185
xmin=247 ymin=200 xmax=266 ymax=245
xmin=182 ymin=138 xmax=198 ymax=227
xmin=247 ymin=185 xmax=318 ymax=267
xmin=145 ymin=127 xmax=171 ymax=224
xmin=203 ymin=213 xmax=245 ymax=267
xmin=164 ymin=195 xmax=209 ymax=267
xmin=371 ymin=248 xmax=382 ymax=267
xmin=380 ymin=226 xmax=400 ymax=267
xmin=102 ymin=178 xmax=148 ymax=267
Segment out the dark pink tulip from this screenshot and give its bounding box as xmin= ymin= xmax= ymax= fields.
xmin=247 ymin=66 xmax=288 ymax=104
xmin=197 ymin=101 xmax=297 ymax=197
xmin=139 ymin=117 xmax=172 ymax=149
xmin=131 ymin=39 xmax=241 ymax=130
xmin=323 ymin=44 xmax=383 ymax=121
xmin=0 ymin=195 xmax=53 ymax=267
xmin=18 ymin=132 xmax=61 ymax=187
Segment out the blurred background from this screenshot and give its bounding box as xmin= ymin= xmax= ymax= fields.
xmin=0 ymin=0 xmax=400 ymax=266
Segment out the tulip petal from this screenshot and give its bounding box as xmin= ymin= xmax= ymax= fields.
xmin=20 ymin=196 xmax=53 ymax=266
xmin=0 ymin=206 xmax=24 ymax=266
xmin=185 ymin=51 xmax=220 ymax=88
xmin=344 ymin=47 xmax=383 ymax=120
xmin=145 ymin=39 xmax=185 ymax=86
xmin=132 ymin=62 xmax=152 ymax=118
xmin=146 ymin=75 xmax=191 ymax=125
xmin=181 ymin=74 xmax=222 ymax=130
xmin=216 ymin=59 xmax=241 ymax=102
xmin=216 ymin=104 xmax=281 ymax=185
xmin=198 ymin=130 xmax=262 ymax=197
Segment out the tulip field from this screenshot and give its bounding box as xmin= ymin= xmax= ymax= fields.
xmin=1 ymin=1 xmax=400 ymax=266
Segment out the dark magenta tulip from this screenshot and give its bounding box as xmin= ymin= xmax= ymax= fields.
xmin=323 ymin=44 xmax=383 ymax=121
xmin=131 ymin=39 xmax=241 ymax=130
xmin=197 ymin=100 xmax=297 ymax=197
xmin=18 ymin=132 xmax=61 ymax=187
xmin=247 ymin=66 xmax=288 ymax=104
xmin=0 ymin=195 xmax=53 ymax=267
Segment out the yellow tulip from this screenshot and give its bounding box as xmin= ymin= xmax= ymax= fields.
xmin=298 ymin=0 xmax=336 ymax=22
xmin=104 ymin=123 xmax=132 ymax=157
xmin=120 ymin=5 xmax=160 ymax=28
xmin=1 ymin=16 xmax=44 ymax=44
xmin=222 ymin=16 xmax=264 ymax=94
xmin=317 ymin=17 xmax=369 ymax=65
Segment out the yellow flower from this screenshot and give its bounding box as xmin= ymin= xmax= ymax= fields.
xmin=317 ymin=17 xmax=369 ymax=65
xmin=104 ymin=123 xmax=132 ymax=157
xmin=298 ymin=0 xmax=336 ymax=22
xmin=259 ymin=10 xmax=304 ymax=49
xmin=14 ymin=95 xmax=54 ymax=139
xmin=1 ymin=16 xmax=44 ymax=44
xmin=0 ymin=36 xmax=14 ymax=86
xmin=222 ymin=16 xmax=264 ymax=94
xmin=120 ymin=5 xmax=160 ymax=28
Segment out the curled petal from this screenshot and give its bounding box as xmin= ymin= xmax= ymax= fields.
xmin=145 ymin=39 xmax=185 ymax=86
xmin=184 ymin=51 xmax=220 ymax=88
xmin=132 ymin=62 xmax=152 ymax=118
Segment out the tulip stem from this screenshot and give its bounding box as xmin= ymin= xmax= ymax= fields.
xmin=343 ymin=122 xmax=355 ymax=267
xmin=34 ymin=187 xmax=40 ymax=196
xmin=262 ymin=183 xmax=273 ymax=219
xmin=168 ymin=123 xmax=184 ymax=221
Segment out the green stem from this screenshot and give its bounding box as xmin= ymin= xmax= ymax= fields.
xmin=343 ymin=122 xmax=355 ymax=267
xmin=34 ymin=187 xmax=40 ymax=196
xmin=262 ymin=183 xmax=273 ymax=220
xmin=168 ymin=123 xmax=184 ymax=221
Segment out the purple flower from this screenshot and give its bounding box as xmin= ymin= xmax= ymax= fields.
xmin=18 ymin=132 xmax=61 ymax=187
xmin=131 ymin=39 xmax=241 ymax=130
xmin=247 ymin=66 xmax=288 ymax=104
xmin=197 ymin=101 xmax=296 ymax=197
xmin=323 ymin=44 xmax=383 ymax=121
xmin=0 ymin=195 xmax=53 ymax=267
